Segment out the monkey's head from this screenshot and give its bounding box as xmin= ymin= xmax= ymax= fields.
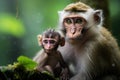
xmin=58 ymin=2 xmax=103 ymax=41
xmin=37 ymin=29 xmax=65 ymax=53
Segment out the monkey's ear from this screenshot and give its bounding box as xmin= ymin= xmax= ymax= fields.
xmin=60 ymin=37 xmax=65 ymax=46
xmin=37 ymin=35 xmax=42 ymax=46
xmin=94 ymin=10 xmax=103 ymax=24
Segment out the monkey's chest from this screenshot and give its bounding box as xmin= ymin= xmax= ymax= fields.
xmin=68 ymin=48 xmax=90 ymax=72
xmin=45 ymin=56 xmax=59 ymax=68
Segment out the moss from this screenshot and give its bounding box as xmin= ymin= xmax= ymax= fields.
xmin=0 ymin=56 xmax=57 ymax=80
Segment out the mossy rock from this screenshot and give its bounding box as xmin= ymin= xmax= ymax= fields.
xmin=0 ymin=56 xmax=57 ymax=80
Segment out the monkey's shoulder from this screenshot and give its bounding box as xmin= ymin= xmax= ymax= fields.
xmin=100 ymin=27 xmax=117 ymax=42
xmin=55 ymin=51 xmax=63 ymax=59
xmin=100 ymin=27 xmax=113 ymax=39
xmin=99 ymin=27 xmax=119 ymax=51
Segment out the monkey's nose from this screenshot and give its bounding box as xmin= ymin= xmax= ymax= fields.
xmin=71 ymin=27 xmax=76 ymax=34
xmin=46 ymin=44 xmax=51 ymax=49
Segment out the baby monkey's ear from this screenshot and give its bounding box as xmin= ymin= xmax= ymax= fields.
xmin=37 ymin=35 xmax=42 ymax=46
xmin=60 ymin=37 xmax=65 ymax=46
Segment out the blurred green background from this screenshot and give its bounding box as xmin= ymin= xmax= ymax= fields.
xmin=0 ymin=0 xmax=119 ymax=65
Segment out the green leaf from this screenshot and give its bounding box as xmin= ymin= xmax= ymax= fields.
xmin=17 ymin=56 xmax=37 ymax=70
xmin=0 ymin=13 xmax=25 ymax=37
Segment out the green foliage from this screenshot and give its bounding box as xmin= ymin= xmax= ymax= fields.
xmin=0 ymin=13 xmax=25 ymax=37
xmin=0 ymin=56 xmax=56 ymax=80
xmin=17 ymin=56 xmax=37 ymax=70
xmin=1 ymin=56 xmax=37 ymax=72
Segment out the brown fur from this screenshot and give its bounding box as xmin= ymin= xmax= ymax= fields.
xmin=58 ymin=2 xmax=120 ymax=80
xmin=64 ymin=2 xmax=91 ymax=12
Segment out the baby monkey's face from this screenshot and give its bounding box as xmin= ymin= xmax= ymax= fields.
xmin=42 ymin=36 xmax=59 ymax=53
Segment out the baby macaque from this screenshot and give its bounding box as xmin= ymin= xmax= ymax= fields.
xmin=34 ymin=29 xmax=69 ymax=80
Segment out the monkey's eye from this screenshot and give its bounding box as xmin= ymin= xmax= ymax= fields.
xmin=49 ymin=40 xmax=56 ymax=44
xmin=43 ymin=40 xmax=48 ymax=44
xmin=64 ymin=18 xmax=72 ymax=24
xmin=75 ymin=18 xmax=83 ymax=24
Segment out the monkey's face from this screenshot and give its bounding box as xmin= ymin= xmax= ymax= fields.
xmin=59 ymin=9 xmax=103 ymax=41
xmin=42 ymin=37 xmax=59 ymax=53
xmin=63 ymin=15 xmax=86 ymax=39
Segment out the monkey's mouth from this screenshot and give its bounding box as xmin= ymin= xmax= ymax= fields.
xmin=67 ymin=28 xmax=84 ymax=40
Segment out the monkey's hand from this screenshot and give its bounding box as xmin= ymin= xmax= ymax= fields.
xmin=60 ymin=68 xmax=70 ymax=80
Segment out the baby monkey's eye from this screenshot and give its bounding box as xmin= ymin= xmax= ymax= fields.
xmin=43 ymin=40 xmax=48 ymax=44
xmin=49 ymin=40 xmax=56 ymax=44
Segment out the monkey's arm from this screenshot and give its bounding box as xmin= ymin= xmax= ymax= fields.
xmin=57 ymin=51 xmax=70 ymax=80
xmin=33 ymin=49 xmax=46 ymax=64
xmin=33 ymin=50 xmax=42 ymax=61
xmin=33 ymin=50 xmax=50 ymax=72
xmin=57 ymin=51 xmax=68 ymax=68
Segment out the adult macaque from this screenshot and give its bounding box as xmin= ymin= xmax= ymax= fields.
xmin=33 ymin=29 xmax=69 ymax=80
xmin=57 ymin=2 xmax=120 ymax=80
